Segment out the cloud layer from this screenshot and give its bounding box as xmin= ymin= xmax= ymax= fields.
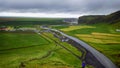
xmin=0 ymin=0 xmax=120 ymax=17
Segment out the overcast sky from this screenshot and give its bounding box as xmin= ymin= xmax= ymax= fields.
xmin=0 ymin=0 xmax=120 ymax=18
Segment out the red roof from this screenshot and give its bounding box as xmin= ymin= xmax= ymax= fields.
xmin=0 ymin=28 xmax=7 ymax=30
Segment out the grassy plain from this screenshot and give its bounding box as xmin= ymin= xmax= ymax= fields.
xmin=0 ymin=32 xmax=48 ymax=50
xmin=0 ymin=17 xmax=66 ymax=25
xmin=0 ymin=31 xmax=83 ymax=68
xmin=53 ymin=24 xmax=120 ymax=67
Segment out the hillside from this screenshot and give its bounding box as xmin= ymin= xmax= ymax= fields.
xmin=105 ymin=11 xmax=120 ymax=24
xmin=78 ymin=10 xmax=120 ymax=24
xmin=78 ymin=15 xmax=105 ymax=24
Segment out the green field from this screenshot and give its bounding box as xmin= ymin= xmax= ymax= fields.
xmin=52 ymin=24 xmax=120 ymax=67
xmin=1 ymin=23 xmax=119 ymax=68
xmin=0 ymin=31 xmax=83 ymax=68
xmin=0 ymin=17 xmax=67 ymax=25
xmin=0 ymin=32 xmax=48 ymax=50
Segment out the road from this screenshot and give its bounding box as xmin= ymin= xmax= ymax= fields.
xmin=41 ymin=27 xmax=117 ymax=68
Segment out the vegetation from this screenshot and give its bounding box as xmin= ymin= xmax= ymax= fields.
xmin=53 ymin=24 xmax=120 ymax=67
xmin=0 ymin=10 xmax=119 ymax=68
xmin=0 ymin=30 xmax=83 ymax=68
xmin=0 ymin=17 xmax=67 ymax=25
xmin=52 ymin=25 xmax=69 ymax=29
xmin=0 ymin=32 xmax=48 ymax=50
xmin=78 ymin=10 xmax=120 ymax=25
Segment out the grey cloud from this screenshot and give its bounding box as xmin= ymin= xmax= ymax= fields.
xmin=0 ymin=0 xmax=120 ymax=15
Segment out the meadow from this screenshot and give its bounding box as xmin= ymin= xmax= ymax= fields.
xmin=0 ymin=30 xmax=83 ymax=68
xmin=53 ymin=24 xmax=120 ymax=67
xmin=0 ymin=32 xmax=48 ymax=50
xmin=0 ymin=17 xmax=66 ymax=25
xmin=1 ymin=22 xmax=119 ymax=68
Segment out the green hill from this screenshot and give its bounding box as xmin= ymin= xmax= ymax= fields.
xmin=105 ymin=11 xmax=120 ymax=24
xmin=78 ymin=10 xmax=120 ymax=25
xmin=78 ymin=15 xmax=105 ymax=24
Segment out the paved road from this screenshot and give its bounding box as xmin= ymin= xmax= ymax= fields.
xmin=41 ymin=27 xmax=117 ymax=68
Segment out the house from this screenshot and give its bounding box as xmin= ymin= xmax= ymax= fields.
xmin=0 ymin=26 xmax=7 ymax=31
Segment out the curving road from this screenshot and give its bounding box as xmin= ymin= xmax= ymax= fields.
xmin=41 ymin=27 xmax=117 ymax=68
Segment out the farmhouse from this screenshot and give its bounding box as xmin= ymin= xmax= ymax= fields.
xmin=0 ymin=26 xmax=7 ymax=31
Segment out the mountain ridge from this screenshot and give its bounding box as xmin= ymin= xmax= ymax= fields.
xmin=78 ymin=10 xmax=120 ymax=24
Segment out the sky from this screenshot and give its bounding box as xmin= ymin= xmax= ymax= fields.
xmin=0 ymin=0 xmax=120 ymax=18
